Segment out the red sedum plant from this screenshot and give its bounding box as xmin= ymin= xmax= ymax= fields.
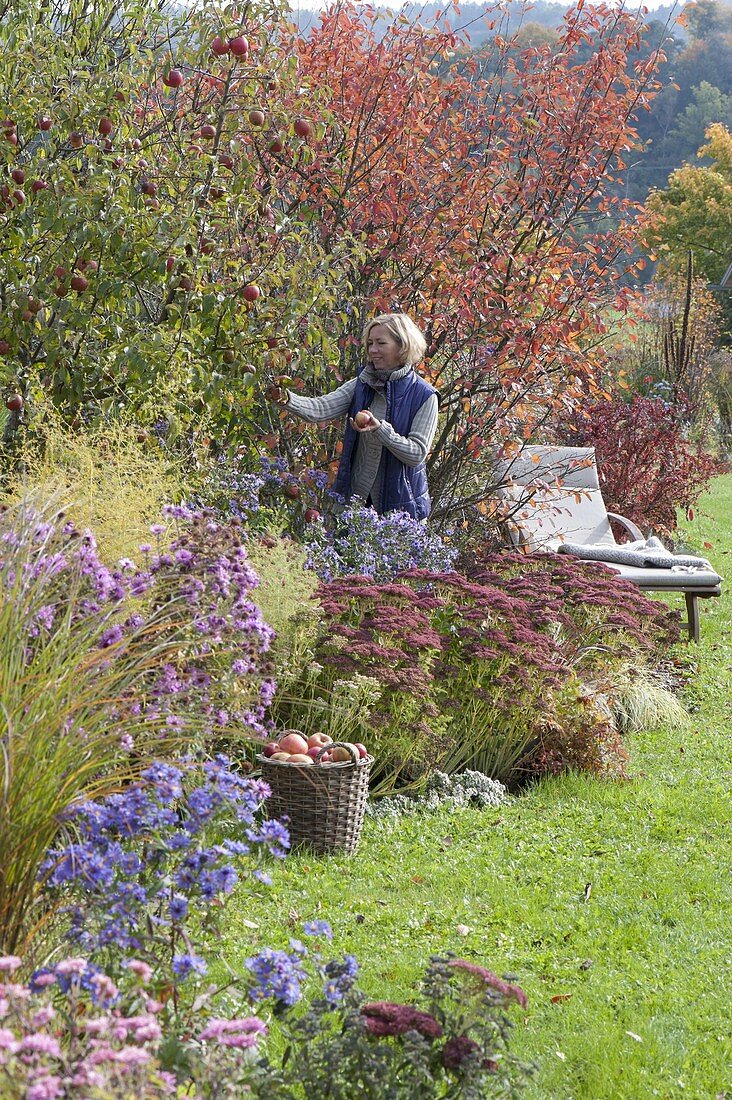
xmin=289 ymin=556 xmax=679 ymax=792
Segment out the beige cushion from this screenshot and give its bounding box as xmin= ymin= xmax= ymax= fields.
xmin=500 ymin=485 xmax=615 ymax=551
xmin=494 ymin=446 xmax=600 ymax=490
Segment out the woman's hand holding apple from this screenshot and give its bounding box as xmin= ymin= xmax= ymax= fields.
xmin=351 ymin=409 xmax=380 ymax=432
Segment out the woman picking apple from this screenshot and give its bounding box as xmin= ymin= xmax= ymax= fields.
xmin=267 ymin=313 xmax=438 ymax=519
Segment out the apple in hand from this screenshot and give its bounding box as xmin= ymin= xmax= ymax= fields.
xmin=353 ymin=410 xmax=372 ymax=428
xmin=266 ymin=383 xmax=287 ymax=404
xmin=278 ymin=731 xmax=309 ymax=755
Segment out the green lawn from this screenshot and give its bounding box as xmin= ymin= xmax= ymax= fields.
xmin=224 ymin=476 xmax=732 ymax=1099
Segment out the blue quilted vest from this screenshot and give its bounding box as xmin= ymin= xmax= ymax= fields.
xmin=333 ymin=368 xmax=437 ymax=519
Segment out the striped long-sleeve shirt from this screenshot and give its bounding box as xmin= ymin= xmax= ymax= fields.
xmin=284 ymin=363 xmax=439 ymax=510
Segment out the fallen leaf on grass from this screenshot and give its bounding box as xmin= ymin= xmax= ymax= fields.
xmin=411 ymin=875 xmax=425 ymax=885
xmin=625 ymin=1031 xmax=643 ymax=1043
xmin=551 ymin=994 xmax=573 ymax=1004
xmin=579 ymin=959 xmax=593 ymax=971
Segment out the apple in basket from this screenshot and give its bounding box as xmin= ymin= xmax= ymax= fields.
xmin=262 ymin=741 xmax=280 ymax=758
xmin=287 ymin=753 xmax=314 ymax=765
xmin=330 ymin=744 xmax=356 ymax=762
xmin=307 ymin=732 xmax=332 ymax=749
xmin=278 ymin=731 xmax=309 ymax=755
xmin=270 ymin=752 xmax=291 ymax=761
xmin=353 ymin=743 xmax=368 ymax=759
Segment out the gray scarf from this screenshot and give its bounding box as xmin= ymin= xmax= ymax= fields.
xmin=359 ymin=362 xmax=414 ymax=391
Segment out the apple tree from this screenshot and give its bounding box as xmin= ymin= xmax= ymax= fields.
xmin=0 ymin=0 xmax=360 ymax=460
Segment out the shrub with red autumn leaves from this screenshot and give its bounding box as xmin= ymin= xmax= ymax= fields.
xmin=255 ymin=1 xmax=668 ymax=519
xmin=561 ymin=393 xmax=719 ymax=536
xmin=273 ymin=556 xmax=679 ymax=791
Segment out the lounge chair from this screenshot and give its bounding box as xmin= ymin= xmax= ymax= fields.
xmin=494 ymin=445 xmax=723 ymax=642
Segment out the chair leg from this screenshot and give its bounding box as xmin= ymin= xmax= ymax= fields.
xmin=684 ymin=592 xmax=700 ymax=643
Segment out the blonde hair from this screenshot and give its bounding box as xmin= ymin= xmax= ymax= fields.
xmin=362 ymin=313 xmax=427 ymax=367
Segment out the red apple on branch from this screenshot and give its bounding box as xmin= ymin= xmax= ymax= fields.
xmin=163 ymin=69 xmax=183 ymax=88
xmin=248 ymin=109 xmax=265 ymax=127
xmin=242 ymin=283 xmax=260 ymax=302
xmin=294 ymin=117 xmax=311 ymax=139
xmin=5 ymin=393 xmax=24 ymax=412
xmin=228 ymin=35 xmax=249 ymax=57
xmin=211 ymin=36 xmax=229 ymax=56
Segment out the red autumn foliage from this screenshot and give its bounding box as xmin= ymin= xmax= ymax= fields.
xmin=561 ymin=393 xmax=719 ymax=535
xmin=259 ymin=1 xmax=667 ymax=517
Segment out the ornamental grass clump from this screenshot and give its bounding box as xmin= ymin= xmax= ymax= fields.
xmin=0 ymin=495 xmax=276 ymax=957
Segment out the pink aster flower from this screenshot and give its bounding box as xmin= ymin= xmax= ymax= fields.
xmin=198 ymin=1017 xmax=267 ymax=1048
xmin=54 ymin=958 xmax=88 ymax=978
xmin=124 ymin=959 xmax=153 ymax=984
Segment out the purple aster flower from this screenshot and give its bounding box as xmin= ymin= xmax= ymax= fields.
xmin=172 ymin=953 xmax=207 ymax=981
xmin=169 ymin=895 xmax=189 ymax=922
xmin=303 ymin=919 xmax=333 ymax=940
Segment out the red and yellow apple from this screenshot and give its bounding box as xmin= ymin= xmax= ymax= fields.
xmin=278 ymin=731 xmax=308 ymax=755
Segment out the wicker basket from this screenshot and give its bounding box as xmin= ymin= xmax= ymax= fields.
xmin=258 ymin=742 xmax=372 ymax=855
